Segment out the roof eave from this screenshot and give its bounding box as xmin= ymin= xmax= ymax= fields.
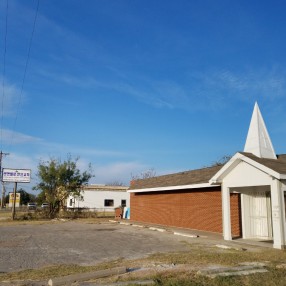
xmin=128 ymin=182 xmax=219 ymax=193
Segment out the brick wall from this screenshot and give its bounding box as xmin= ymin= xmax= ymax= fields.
xmin=130 ymin=187 xmax=241 ymax=236
xmin=230 ymin=193 xmax=242 ymax=237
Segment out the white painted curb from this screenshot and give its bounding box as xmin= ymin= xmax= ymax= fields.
xmin=149 ymin=227 xmax=166 ymax=232
xmin=119 ymin=222 xmax=131 ymax=225
xmin=174 ymin=232 xmax=198 ymax=238
xmin=132 ymin=224 xmax=145 ymax=228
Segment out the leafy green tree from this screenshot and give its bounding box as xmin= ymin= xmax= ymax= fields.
xmin=18 ymin=189 xmax=36 ymax=205
xmin=36 ymin=190 xmax=46 ymax=206
xmin=33 ymin=155 xmax=93 ymax=215
xmin=4 ymin=194 xmax=8 ymax=204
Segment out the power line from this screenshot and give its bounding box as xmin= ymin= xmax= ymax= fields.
xmin=0 ymin=1 xmax=39 ymax=206
xmin=1 ymin=0 xmax=9 ymax=150
xmin=9 ymin=0 xmax=40 ymax=150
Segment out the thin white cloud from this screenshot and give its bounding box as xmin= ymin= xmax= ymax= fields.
xmin=92 ymin=161 xmax=149 ymax=185
xmin=1 ymin=153 xmax=139 ymax=192
xmin=0 ymin=79 xmax=24 ymax=117
xmin=37 ymin=141 xmax=125 ymax=159
xmin=39 ymin=66 xmax=286 ymax=113
xmin=36 ymin=71 xmax=184 ymax=110
xmin=193 ymin=68 xmax=286 ymax=103
xmin=4 ymin=152 xmax=37 ymax=171
xmin=0 ymin=129 xmax=181 ymax=190
xmin=1 ymin=129 xmax=42 ymax=145
xmin=112 ymin=82 xmax=175 ymax=109
xmin=230 ymin=70 xmax=283 ymax=95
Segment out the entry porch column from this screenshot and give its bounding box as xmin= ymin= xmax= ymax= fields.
xmin=271 ymin=178 xmax=286 ymax=249
xmin=222 ymin=184 xmax=232 ymax=240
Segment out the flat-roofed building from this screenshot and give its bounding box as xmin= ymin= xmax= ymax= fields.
xmin=67 ymin=184 xmax=129 ymax=211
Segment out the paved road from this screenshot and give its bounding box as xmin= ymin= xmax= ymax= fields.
xmin=0 ymin=221 xmax=191 ymax=272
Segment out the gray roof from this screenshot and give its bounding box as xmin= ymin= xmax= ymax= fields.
xmin=129 ymin=153 xmax=286 ymax=191
xmin=129 ymin=165 xmax=223 ymax=190
xmin=239 ymin=152 xmax=286 ymax=175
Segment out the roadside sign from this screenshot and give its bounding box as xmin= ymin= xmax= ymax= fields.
xmin=9 ymin=192 xmax=20 ymax=207
xmin=2 ymin=168 xmax=31 ymax=183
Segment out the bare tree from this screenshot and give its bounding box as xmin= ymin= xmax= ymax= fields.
xmin=208 ymin=155 xmax=232 ymax=167
xmin=106 ymin=180 xmax=124 ymax=186
xmin=131 ymin=168 xmax=156 ymax=180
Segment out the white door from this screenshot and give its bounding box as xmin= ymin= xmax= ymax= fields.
xmin=249 ymin=191 xmax=272 ymax=239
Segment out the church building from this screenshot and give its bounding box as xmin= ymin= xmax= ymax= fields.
xmin=129 ymin=103 xmax=286 ymax=249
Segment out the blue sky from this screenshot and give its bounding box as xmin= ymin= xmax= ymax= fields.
xmin=1 ymin=0 xmax=286 ymax=193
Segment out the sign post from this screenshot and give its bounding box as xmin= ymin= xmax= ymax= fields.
xmin=11 ymin=182 xmax=18 ymax=220
xmin=2 ymin=168 xmax=31 ymax=220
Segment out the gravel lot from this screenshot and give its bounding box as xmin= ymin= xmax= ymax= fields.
xmin=0 ymin=220 xmax=191 ymax=273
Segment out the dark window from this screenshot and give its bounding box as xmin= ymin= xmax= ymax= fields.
xmin=104 ymin=199 xmax=114 ymax=207
xmin=69 ymin=199 xmax=73 ymax=207
xmin=121 ymin=200 xmax=126 ymax=207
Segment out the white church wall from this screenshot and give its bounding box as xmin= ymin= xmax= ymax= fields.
xmin=223 ymin=161 xmax=272 ymax=188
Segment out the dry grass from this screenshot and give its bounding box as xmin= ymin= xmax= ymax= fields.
xmin=151 ymin=267 xmax=286 ymax=286
xmin=101 ymin=244 xmax=286 ymax=286
xmin=0 ymin=215 xmax=112 ymax=226
xmin=0 ymin=259 xmax=124 ymax=282
xmin=140 ymin=244 xmax=286 ymax=267
xmin=0 ymin=211 xmax=13 ymax=218
xmin=1 ymin=242 xmax=286 ymax=285
xmin=0 ymin=208 xmax=115 ymax=223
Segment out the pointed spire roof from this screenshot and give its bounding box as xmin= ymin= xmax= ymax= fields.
xmin=244 ymin=102 xmax=276 ymax=159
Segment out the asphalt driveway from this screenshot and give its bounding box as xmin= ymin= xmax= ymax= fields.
xmin=0 ymin=220 xmax=191 ymax=273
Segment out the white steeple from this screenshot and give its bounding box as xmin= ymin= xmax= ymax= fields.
xmin=244 ymin=102 xmax=276 ymax=159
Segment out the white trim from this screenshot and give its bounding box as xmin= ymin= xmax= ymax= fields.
xmin=209 ymin=153 xmax=244 ymax=184
xmin=210 ymin=152 xmax=286 ymax=184
xmin=128 ymin=183 xmax=218 ymax=193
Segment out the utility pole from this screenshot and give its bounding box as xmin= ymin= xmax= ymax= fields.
xmin=0 ymin=151 xmax=9 ymax=208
